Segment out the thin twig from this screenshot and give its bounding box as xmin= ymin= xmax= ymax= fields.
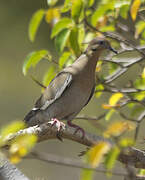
xmin=134 ymin=110 xmax=145 ymax=141
xmin=75 ymin=114 xmax=106 ymax=121
xmin=28 ymin=151 xmax=127 ymax=177
xmin=84 ymin=10 xmax=145 ymax=57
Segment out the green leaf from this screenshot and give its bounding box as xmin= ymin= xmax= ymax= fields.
xmin=59 ymin=51 xmax=71 ymax=69
xmin=80 ymin=169 xmax=94 ymax=180
xmin=134 ymin=78 xmax=145 ymax=90
xmin=88 ymin=0 xmax=95 ymax=7
xmin=130 ymin=105 xmax=145 ymax=117
xmin=133 ymin=91 xmax=145 ymax=101
xmin=71 ymin=0 xmax=83 ymax=22
xmin=119 ymin=138 xmax=134 ymax=147
xmin=28 ymin=9 xmax=45 ymax=42
xmin=105 ymin=109 xmax=115 ymax=121
xmin=23 ymin=50 xmax=48 ymax=75
xmin=42 ymin=66 xmax=56 ymax=86
xmin=100 ymin=25 xmax=115 ymax=32
xmin=91 ymin=2 xmax=114 ymax=26
xmin=55 ymin=29 xmax=71 ymax=52
xmin=69 ymin=27 xmax=81 ymax=56
xmin=109 ymin=63 xmax=118 ymax=74
xmin=65 ymin=55 xmax=75 ymax=66
xmin=95 ymin=84 xmax=104 ymax=98
xmin=139 ymin=169 xmax=145 ymax=176
xmin=105 ymin=146 xmax=120 ymax=171
xmin=120 ymin=4 xmax=130 ymax=19
xmin=51 ymin=18 xmax=73 ymax=38
xmin=61 ymin=0 xmax=71 ymax=13
xmin=135 ymin=21 xmax=145 ymax=38
xmin=78 ymin=24 xmax=85 ymax=48
xmin=142 ymin=30 xmax=145 ymax=39
xmin=127 ymin=102 xmax=136 ymax=109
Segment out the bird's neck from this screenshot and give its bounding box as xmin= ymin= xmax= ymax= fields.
xmin=73 ymin=50 xmax=101 ymax=73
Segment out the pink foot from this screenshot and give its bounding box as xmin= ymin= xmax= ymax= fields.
xmin=67 ymin=120 xmax=85 ymax=139
xmin=48 ymin=118 xmax=65 ymax=131
xmin=48 ymin=118 xmax=65 ymax=141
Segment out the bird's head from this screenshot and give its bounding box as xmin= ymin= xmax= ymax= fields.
xmin=84 ymin=37 xmax=117 ymax=55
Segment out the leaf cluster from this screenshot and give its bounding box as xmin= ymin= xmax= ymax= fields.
xmin=11 ymin=0 xmax=145 ymax=179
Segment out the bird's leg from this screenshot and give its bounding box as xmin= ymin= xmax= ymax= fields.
xmin=67 ymin=120 xmax=85 ymax=139
xmin=48 ymin=118 xmax=65 ymax=141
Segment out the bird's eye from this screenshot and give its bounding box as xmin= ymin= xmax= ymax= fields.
xmin=99 ymin=41 xmax=104 ymax=45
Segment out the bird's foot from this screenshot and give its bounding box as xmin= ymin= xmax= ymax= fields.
xmin=48 ymin=118 xmax=65 ymax=131
xmin=67 ymin=120 xmax=85 ymax=139
xmin=48 ymin=118 xmax=65 ymax=141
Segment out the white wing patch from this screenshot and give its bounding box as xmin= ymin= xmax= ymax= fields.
xmin=32 ymin=107 xmax=39 ymax=111
xmin=40 ymin=99 xmax=54 ymax=110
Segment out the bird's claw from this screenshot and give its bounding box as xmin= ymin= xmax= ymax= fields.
xmin=48 ymin=118 xmax=65 ymax=141
xmin=48 ymin=118 xmax=65 ymax=131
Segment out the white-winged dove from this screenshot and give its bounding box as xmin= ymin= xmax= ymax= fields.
xmin=24 ymin=37 xmax=117 ymax=138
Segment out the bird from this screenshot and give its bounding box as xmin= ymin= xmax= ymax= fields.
xmin=24 ymin=37 xmax=117 ymax=138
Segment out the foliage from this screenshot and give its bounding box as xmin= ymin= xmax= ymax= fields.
xmin=21 ymin=0 xmax=145 ymax=179
xmin=0 ymin=121 xmax=37 ymax=164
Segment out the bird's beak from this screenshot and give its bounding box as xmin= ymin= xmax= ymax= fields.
xmin=109 ymin=47 xmax=118 ymax=54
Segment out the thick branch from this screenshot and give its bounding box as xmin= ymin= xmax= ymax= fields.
xmin=5 ymin=123 xmax=111 ymax=147
xmin=3 ymin=122 xmax=145 ymax=169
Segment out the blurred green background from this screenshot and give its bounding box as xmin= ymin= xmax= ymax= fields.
xmin=0 ymin=1 xmax=138 ymax=179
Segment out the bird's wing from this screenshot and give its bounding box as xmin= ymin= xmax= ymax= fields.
xmin=24 ymin=72 xmax=72 ymax=122
xmin=83 ymin=85 xmax=95 ymax=107
xmin=35 ymin=72 xmax=73 ymax=110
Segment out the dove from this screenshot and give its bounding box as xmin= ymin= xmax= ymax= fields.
xmin=24 ymin=37 xmax=117 ymax=138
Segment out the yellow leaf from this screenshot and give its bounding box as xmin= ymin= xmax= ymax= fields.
xmin=119 ymin=138 xmax=134 ymax=147
xmin=109 ymin=93 xmax=123 ymax=106
xmin=96 ymin=60 xmax=102 ymax=72
xmin=96 ymin=16 xmax=108 ymax=29
xmin=102 ymin=104 xmax=113 ymax=109
xmin=130 ymin=0 xmax=141 ymax=21
xmin=45 ymin=9 xmax=53 ymax=23
xmin=18 ymin=147 xmax=27 ymax=156
xmin=9 ymin=134 xmax=37 ymax=164
xmin=45 ymin=8 xmax=60 ymax=24
xmin=87 ymin=141 xmax=110 ymax=167
xmin=104 ymin=121 xmax=136 ymax=138
xmin=95 ymin=84 xmax=104 ymax=98
xmin=0 ymin=121 xmax=25 ymax=147
xmin=10 ymin=154 xmax=21 ymax=164
xmin=96 ymin=66 xmax=101 ymax=72
xmin=142 ymin=68 xmax=145 ymax=79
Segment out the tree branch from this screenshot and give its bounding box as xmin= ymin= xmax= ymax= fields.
xmin=28 ymin=151 xmax=127 ymax=177
xmin=2 ymin=122 xmax=145 ymax=170
xmin=0 ymin=153 xmax=30 ymax=180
